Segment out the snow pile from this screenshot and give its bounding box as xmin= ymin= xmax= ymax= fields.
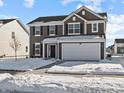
xmin=47 ymin=63 xmax=124 ymax=75
xmin=0 ymin=58 xmax=56 ymax=71
xmin=0 ymin=74 xmax=124 ymax=93
xmin=0 ymin=73 xmax=13 ymax=82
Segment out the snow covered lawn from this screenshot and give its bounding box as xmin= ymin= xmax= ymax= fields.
xmin=47 ymin=61 xmax=124 ymax=75
xmin=0 ymin=58 xmax=56 ymax=71
xmin=0 ymin=74 xmax=124 ymax=93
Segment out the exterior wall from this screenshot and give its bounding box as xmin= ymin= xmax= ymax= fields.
xmin=86 ymin=23 xmax=104 ymax=35
xmin=29 ymin=7 xmax=106 ymax=59
xmin=101 ymin=42 xmax=104 ymax=59
xmin=77 ymin=9 xmax=103 ymax=20
xmin=30 ymin=25 xmax=63 ymax=57
xmin=30 ymin=26 xmax=47 ymax=57
xmin=59 ymin=43 xmax=62 ymax=59
xmin=0 ymin=20 xmax=29 ymax=57
xmin=114 ymin=43 xmax=124 ymax=54
xmin=64 ymin=15 xmax=85 ymax=35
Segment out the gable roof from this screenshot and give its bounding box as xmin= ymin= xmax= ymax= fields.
xmin=98 ymin=13 xmax=107 ymax=17
xmin=63 ymin=13 xmax=87 ymax=22
xmin=0 ymin=18 xmax=29 ymax=35
xmin=28 ymin=15 xmax=67 ymax=24
xmin=28 ymin=6 xmax=107 ymax=24
xmin=0 ymin=19 xmax=16 ymax=24
xmin=75 ymin=6 xmax=107 ymax=20
xmin=115 ymin=39 xmax=124 ymax=43
xmin=16 ymin=20 xmax=29 ymax=35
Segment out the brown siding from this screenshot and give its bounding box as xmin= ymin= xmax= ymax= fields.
xmin=56 ymin=25 xmax=63 ymax=36
xmin=98 ymin=23 xmax=104 ymax=34
xmin=59 ymin=43 xmax=62 ymax=59
xmin=64 ymin=15 xmax=85 ymax=35
xmin=87 ymin=24 xmax=92 ymax=35
xmin=30 ymin=25 xmax=63 ymax=57
xmin=87 ymin=23 xmax=104 ymax=35
xmin=101 ymin=42 xmax=104 ymax=59
xmin=77 ymin=9 xmax=103 ymax=20
xmin=30 ymin=26 xmax=47 ymax=57
xmin=45 ymin=44 xmax=47 ymax=57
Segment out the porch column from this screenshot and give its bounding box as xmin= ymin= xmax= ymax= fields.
xmin=43 ymin=42 xmax=45 ymax=58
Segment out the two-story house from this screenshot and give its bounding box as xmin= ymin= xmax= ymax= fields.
xmin=0 ymin=19 xmax=29 ymax=58
xmin=28 ymin=6 xmax=107 ymax=60
xmin=114 ymin=39 xmax=124 ymax=55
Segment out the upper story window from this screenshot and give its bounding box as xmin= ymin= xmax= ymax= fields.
xmin=49 ymin=25 xmax=55 ymax=36
xmin=35 ymin=26 xmax=40 ymax=36
xmin=11 ymin=32 xmax=15 ymax=39
xmin=92 ymin=23 xmax=98 ymax=32
xmin=68 ymin=23 xmax=80 ymax=35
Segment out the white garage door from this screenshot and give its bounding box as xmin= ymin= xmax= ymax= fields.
xmin=62 ymin=43 xmax=101 ymax=60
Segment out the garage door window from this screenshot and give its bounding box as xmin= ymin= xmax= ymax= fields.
xmin=68 ymin=23 xmax=80 ymax=35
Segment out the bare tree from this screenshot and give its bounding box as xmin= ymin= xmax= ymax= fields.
xmin=10 ymin=37 xmax=21 ymax=60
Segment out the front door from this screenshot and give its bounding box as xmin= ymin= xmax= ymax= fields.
xmin=50 ymin=45 xmax=55 ymax=58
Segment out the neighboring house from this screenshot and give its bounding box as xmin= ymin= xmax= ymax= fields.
xmin=28 ymin=6 xmax=107 ymax=61
xmin=0 ymin=19 xmax=29 ymax=58
xmin=106 ymin=45 xmax=114 ymax=55
xmin=114 ymin=39 xmax=124 ymax=55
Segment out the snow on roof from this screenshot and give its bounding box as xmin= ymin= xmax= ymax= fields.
xmin=43 ymin=36 xmax=105 ymax=43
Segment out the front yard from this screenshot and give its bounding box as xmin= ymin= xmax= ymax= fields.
xmin=0 ymin=73 xmax=124 ymax=93
xmin=0 ymin=56 xmax=123 ymax=93
xmin=0 ymin=58 xmax=57 ymax=71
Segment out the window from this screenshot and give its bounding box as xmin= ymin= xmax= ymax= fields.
xmin=49 ymin=25 xmax=55 ymax=36
xmin=11 ymin=32 xmax=15 ymax=39
xmin=35 ymin=43 xmax=40 ymax=56
xmin=92 ymin=23 xmax=98 ymax=32
xmin=25 ymin=46 xmax=28 ymax=52
xmin=35 ymin=26 xmax=40 ymax=36
xmin=68 ymin=23 xmax=80 ymax=35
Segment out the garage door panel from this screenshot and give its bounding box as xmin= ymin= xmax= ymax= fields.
xmin=62 ymin=43 xmax=100 ymax=60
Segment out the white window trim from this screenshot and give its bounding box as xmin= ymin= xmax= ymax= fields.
xmin=49 ymin=25 xmax=55 ymax=36
xmin=92 ymin=23 xmax=98 ymax=33
xmin=35 ymin=43 xmax=40 ymax=56
xmin=35 ymin=26 xmax=41 ymax=36
xmin=68 ymin=22 xmax=80 ymax=35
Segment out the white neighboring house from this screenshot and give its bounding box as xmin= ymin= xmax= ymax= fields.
xmin=0 ymin=19 xmax=29 ymax=58
xmin=114 ymin=39 xmax=124 ymax=55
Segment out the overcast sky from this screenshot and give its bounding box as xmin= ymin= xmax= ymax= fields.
xmin=0 ymin=0 xmax=124 ymax=47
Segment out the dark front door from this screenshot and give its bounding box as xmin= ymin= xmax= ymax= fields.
xmin=50 ymin=45 xmax=55 ymax=58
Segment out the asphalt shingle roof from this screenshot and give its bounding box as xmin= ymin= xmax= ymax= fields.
xmin=28 ymin=12 xmax=107 ymax=24
xmin=0 ymin=19 xmax=16 ymax=24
